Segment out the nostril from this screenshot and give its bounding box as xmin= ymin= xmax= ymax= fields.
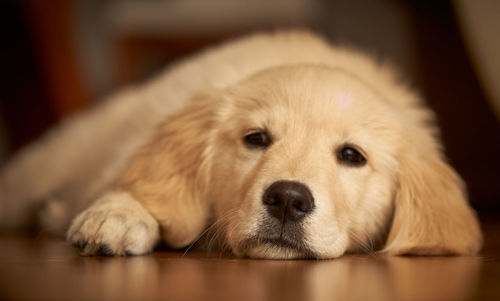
xmin=262 ymin=180 xmax=314 ymax=222
xmin=263 ymin=194 xmax=281 ymax=207
xmin=293 ymin=198 xmax=311 ymax=212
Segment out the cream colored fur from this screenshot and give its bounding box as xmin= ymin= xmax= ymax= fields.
xmin=0 ymin=30 xmax=482 ymax=258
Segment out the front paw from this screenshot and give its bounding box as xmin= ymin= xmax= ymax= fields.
xmin=67 ymin=192 xmax=160 ymax=256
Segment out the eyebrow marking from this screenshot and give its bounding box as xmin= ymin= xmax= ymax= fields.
xmin=335 ymin=91 xmax=354 ymax=109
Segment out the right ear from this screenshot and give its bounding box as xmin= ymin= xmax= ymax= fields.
xmin=116 ymin=92 xmax=221 ymax=248
xmin=383 ymin=133 xmax=482 ymax=255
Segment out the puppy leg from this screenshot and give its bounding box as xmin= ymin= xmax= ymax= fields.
xmin=67 ymin=93 xmax=219 ymax=255
xmin=67 ymin=191 xmax=160 ymax=255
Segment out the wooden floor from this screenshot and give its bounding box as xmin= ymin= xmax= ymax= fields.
xmin=1 ymin=220 xmax=499 ymax=301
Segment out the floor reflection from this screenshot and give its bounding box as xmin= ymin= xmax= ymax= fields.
xmin=70 ymin=254 xmax=480 ymax=301
xmin=0 ymin=235 xmax=484 ymax=301
xmin=308 ymin=255 xmax=480 ymax=301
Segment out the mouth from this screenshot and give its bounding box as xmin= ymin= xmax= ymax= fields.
xmin=237 ymin=236 xmax=316 ymax=259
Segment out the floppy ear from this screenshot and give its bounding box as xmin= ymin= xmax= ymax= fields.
xmin=116 ymin=93 xmax=220 ymax=248
xmin=383 ymin=139 xmax=482 ymax=255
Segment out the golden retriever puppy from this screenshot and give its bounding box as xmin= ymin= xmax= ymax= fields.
xmin=0 ymin=31 xmax=482 ymax=258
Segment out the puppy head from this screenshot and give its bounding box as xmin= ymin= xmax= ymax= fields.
xmin=124 ymin=64 xmax=481 ymax=258
xmin=206 ymin=64 xmax=481 ymax=258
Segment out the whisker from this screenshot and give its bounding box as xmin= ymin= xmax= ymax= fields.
xmin=205 ymin=209 xmax=238 ymax=253
xmin=181 ymin=225 xmax=214 ymax=257
xmin=181 ymin=208 xmax=238 ymax=257
xmin=348 ymin=230 xmax=375 ymax=254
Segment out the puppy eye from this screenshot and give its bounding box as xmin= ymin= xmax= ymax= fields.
xmin=338 ymin=146 xmax=367 ymax=166
xmin=243 ymin=131 xmax=271 ymax=148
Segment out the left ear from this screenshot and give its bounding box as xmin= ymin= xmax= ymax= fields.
xmin=116 ymin=92 xmax=221 ymax=248
xmin=383 ymin=137 xmax=482 ymax=255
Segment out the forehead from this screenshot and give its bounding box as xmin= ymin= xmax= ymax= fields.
xmin=226 ymin=65 xmax=397 ymax=135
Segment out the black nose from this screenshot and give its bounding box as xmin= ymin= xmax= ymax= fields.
xmin=262 ymin=181 xmax=314 ymax=222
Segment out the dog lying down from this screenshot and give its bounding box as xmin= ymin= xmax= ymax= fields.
xmin=0 ymin=31 xmax=482 ymax=259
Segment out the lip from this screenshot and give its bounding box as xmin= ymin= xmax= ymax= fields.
xmin=261 ymin=237 xmax=304 ymax=250
xmin=237 ymin=236 xmax=316 ymax=259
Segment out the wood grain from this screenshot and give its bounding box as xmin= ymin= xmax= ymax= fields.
xmin=1 ymin=220 xmax=499 ymax=301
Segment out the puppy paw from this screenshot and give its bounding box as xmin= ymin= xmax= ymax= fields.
xmin=67 ymin=191 xmax=160 ymax=256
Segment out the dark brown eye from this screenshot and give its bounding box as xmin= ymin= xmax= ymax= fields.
xmin=338 ymin=146 xmax=366 ymax=166
xmin=244 ymin=131 xmax=271 ymax=148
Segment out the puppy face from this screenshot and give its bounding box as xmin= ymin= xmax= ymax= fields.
xmin=209 ymin=65 xmax=403 ymax=258
xmin=120 ymin=63 xmax=481 ymax=259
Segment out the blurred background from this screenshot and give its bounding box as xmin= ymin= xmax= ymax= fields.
xmin=0 ymin=0 xmax=499 ymax=216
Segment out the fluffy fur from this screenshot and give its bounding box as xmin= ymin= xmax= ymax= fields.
xmin=0 ymin=30 xmax=482 ymax=258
